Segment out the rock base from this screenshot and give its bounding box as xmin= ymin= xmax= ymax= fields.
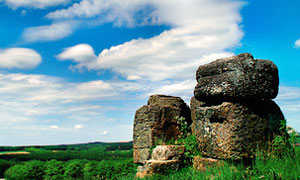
xmin=136 ymin=160 xmax=180 ymax=179
xmin=135 ymin=145 xmax=185 ymax=178
xmin=193 ymin=156 xmax=223 ymax=171
xmin=152 ymin=145 xmax=185 ymax=161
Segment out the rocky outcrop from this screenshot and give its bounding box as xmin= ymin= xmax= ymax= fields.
xmin=194 ymin=53 xmax=279 ymax=102
xmin=133 ymin=53 xmax=289 ymax=175
xmin=191 ymin=97 xmax=285 ymax=160
xmin=133 ymin=95 xmax=191 ymax=164
xmin=192 ymin=53 xmax=287 ymax=160
xmin=136 ymin=145 xmax=185 ymax=178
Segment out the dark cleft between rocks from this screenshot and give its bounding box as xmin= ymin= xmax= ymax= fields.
xmin=210 ymin=117 xmax=226 ymax=123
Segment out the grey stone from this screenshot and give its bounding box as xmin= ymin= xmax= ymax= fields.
xmin=136 ymin=160 xmax=180 ymax=178
xmin=151 ymin=145 xmax=185 ymax=161
xmin=190 ymin=96 xmax=287 ymax=160
xmin=194 ymin=53 xmax=279 ymax=101
xmin=136 ymin=145 xmax=185 ymax=178
xmin=133 ymin=95 xmax=191 ymax=164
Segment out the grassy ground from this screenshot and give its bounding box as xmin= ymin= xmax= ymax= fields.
xmin=1 ymin=139 xmax=299 ymax=179
xmin=127 ymin=146 xmax=300 ymax=180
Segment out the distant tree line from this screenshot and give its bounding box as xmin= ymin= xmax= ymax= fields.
xmin=0 ymin=141 xmax=133 ymax=152
xmin=2 ymin=159 xmax=137 ymax=180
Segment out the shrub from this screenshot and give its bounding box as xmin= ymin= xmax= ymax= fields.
xmin=175 ymin=116 xmax=201 ymax=166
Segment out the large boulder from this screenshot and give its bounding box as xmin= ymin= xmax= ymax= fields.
xmin=133 ymin=95 xmax=191 ymax=164
xmin=194 ymin=53 xmax=279 ymax=101
xmin=190 ymin=96 xmax=286 ymax=160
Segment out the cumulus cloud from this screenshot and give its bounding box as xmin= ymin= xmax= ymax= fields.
xmin=0 ymin=72 xmax=146 ymax=124
xmin=54 ymin=0 xmax=243 ymax=81
xmin=0 ymin=72 xmax=149 ymax=145
xmin=46 ymin=0 xmax=151 ymax=27
xmin=22 ymin=22 xmax=74 ymax=42
xmin=0 ymin=0 xmax=70 ymax=9
xmin=0 ymin=48 xmax=41 ymax=69
xmin=57 ymin=44 xmax=97 ymax=71
xmin=152 ymin=79 xmax=196 ymax=102
xmin=295 ymin=39 xmax=300 ymax=48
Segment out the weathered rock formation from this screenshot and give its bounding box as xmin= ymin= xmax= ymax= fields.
xmin=194 ymin=53 xmax=279 ymax=102
xmin=192 ymin=53 xmax=287 ymax=160
xmin=133 ymin=53 xmax=289 ymax=176
xmin=191 ymin=97 xmax=285 ymax=160
xmin=133 ymin=95 xmax=191 ymax=164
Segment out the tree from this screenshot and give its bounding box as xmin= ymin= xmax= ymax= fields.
xmin=5 ymin=160 xmax=45 ymax=180
xmin=44 ymin=160 xmax=65 ymax=180
xmin=64 ymin=160 xmax=84 ymax=180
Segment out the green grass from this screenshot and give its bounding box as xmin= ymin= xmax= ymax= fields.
xmin=1 ymin=138 xmax=300 ymax=179
xmin=121 ymin=146 xmax=300 ymax=180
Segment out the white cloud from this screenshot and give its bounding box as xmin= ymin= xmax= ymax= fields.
xmin=57 ymin=44 xmax=97 ymax=71
xmin=74 ymin=124 xmax=84 ymax=130
xmin=0 ymin=48 xmax=41 ymax=69
xmin=127 ymin=75 xmax=142 ymax=80
xmin=0 ymin=72 xmax=300 ymax=145
xmin=0 ymin=72 xmax=146 ymax=128
xmin=276 ymin=86 xmax=300 ymax=101
xmin=275 ymin=86 xmax=300 ymax=131
xmin=152 ymin=79 xmax=196 ymax=102
xmin=49 ymin=125 xmax=59 ymax=129
xmin=295 ymin=39 xmax=300 ymax=48
xmin=54 ymin=0 xmax=243 ymax=81
xmin=22 ymin=22 xmax=74 ymax=42
xmin=46 ymin=0 xmax=150 ymax=27
xmin=1 ymin=0 xmax=70 ymax=9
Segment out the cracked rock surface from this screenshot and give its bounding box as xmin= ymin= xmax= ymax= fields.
xmin=194 ymin=53 xmax=279 ymax=102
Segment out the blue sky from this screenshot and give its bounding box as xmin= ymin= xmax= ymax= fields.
xmin=0 ymin=0 xmax=299 ymax=146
